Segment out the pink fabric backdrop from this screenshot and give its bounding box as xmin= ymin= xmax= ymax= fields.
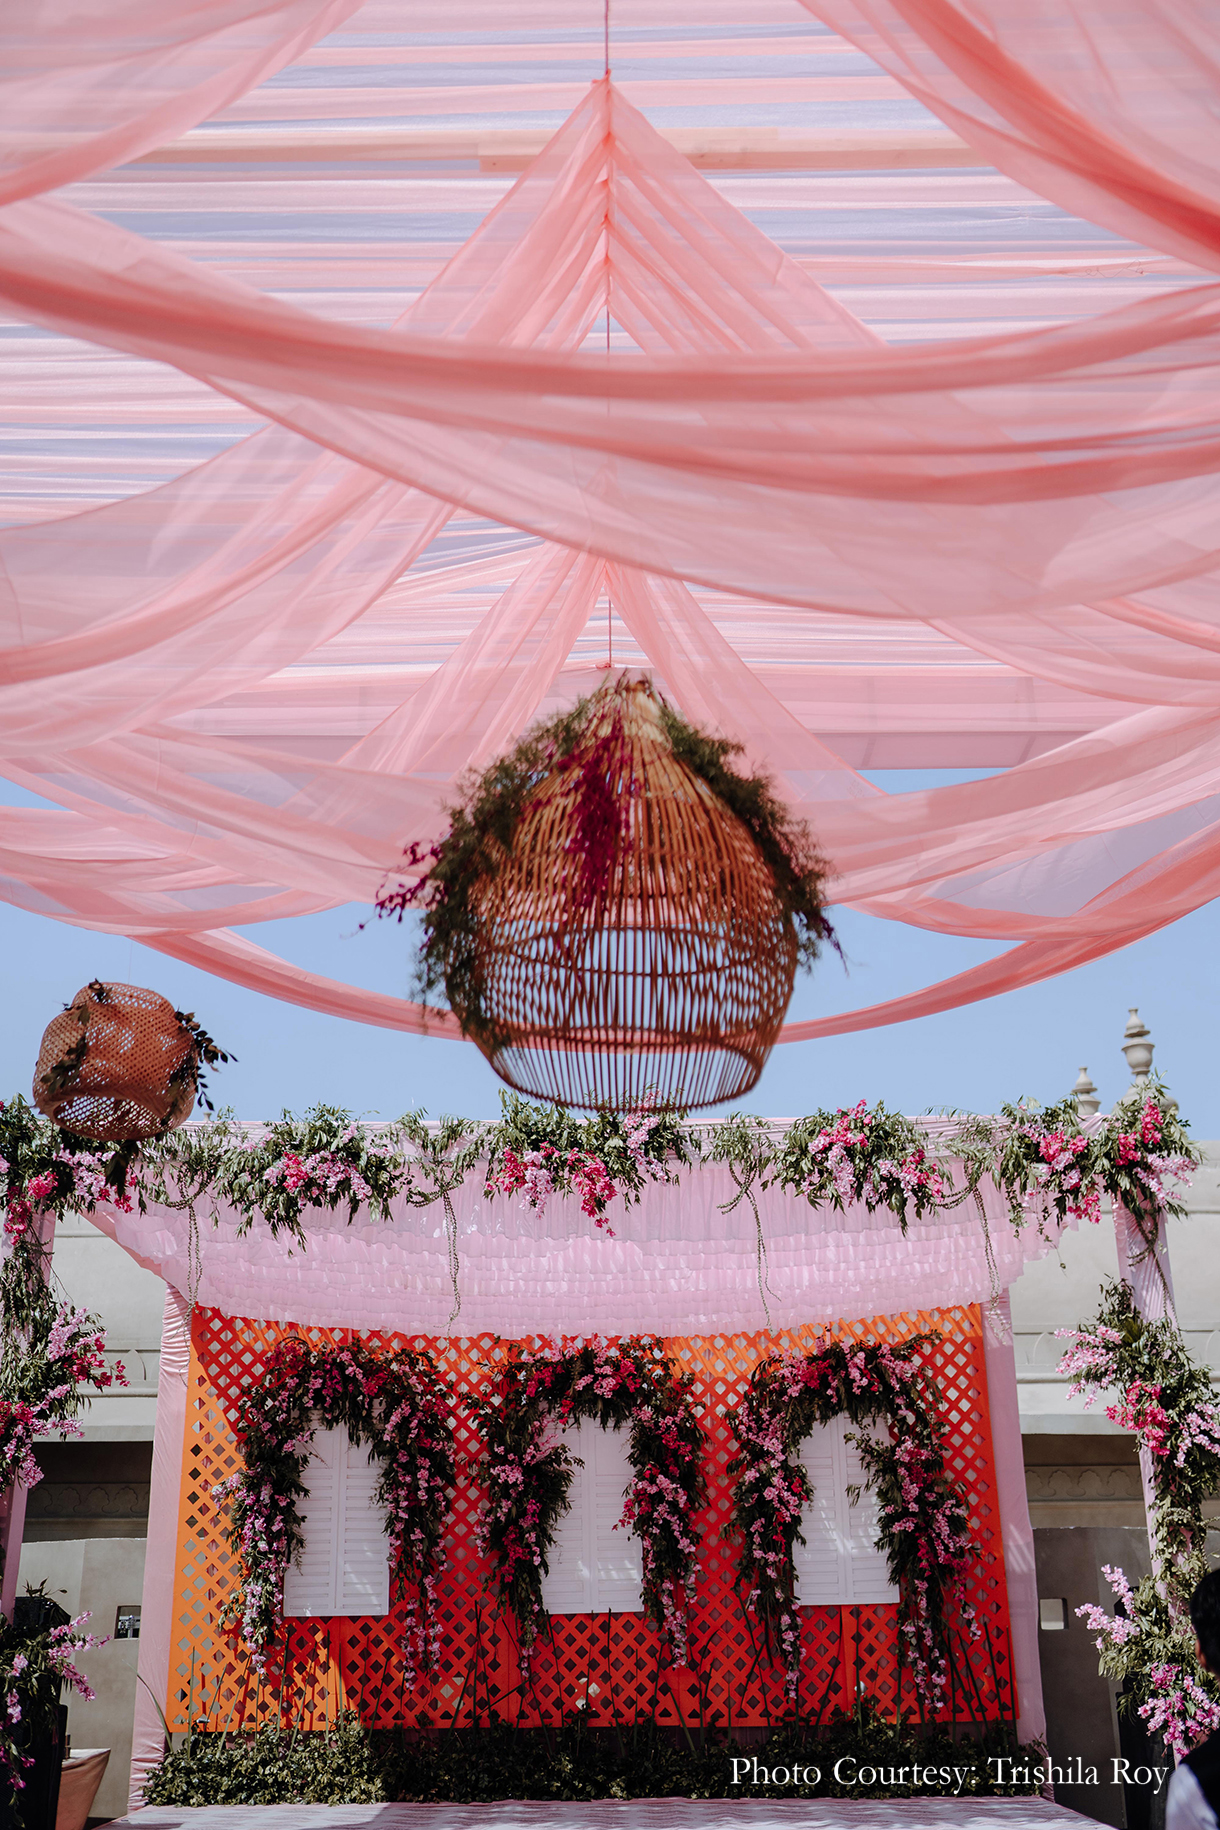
xmin=1 ymin=8 xmax=1219 ymax=1039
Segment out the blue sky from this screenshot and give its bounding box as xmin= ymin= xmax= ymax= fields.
xmin=1 ymin=767 xmax=1210 ymax=1134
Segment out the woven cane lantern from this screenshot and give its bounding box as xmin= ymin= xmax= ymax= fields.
xmin=379 ymin=674 xmax=834 ymax=1111
xmin=33 ymin=980 xmax=223 ymax=1141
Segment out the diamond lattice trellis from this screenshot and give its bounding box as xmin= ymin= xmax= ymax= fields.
xmin=167 ymin=1306 xmax=1016 ymax=1732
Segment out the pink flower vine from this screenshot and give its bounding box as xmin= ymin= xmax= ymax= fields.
xmin=215 ymin=1336 xmax=453 ymax=1686
xmin=727 ymin=1333 xmax=977 ymax=1708
xmin=475 ymin=1337 xmax=704 ymax=1668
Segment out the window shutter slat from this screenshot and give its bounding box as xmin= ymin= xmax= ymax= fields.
xmin=793 ymin=1424 xmax=846 ymax=1604
xmin=338 ymin=1439 xmax=391 ymax=1616
xmin=539 ymin=1434 xmax=594 ymax=1614
xmin=539 ymin=1418 xmax=644 ymax=1616
xmin=283 ymin=1424 xmax=343 ymax=1617
xmin=841 ymin=1423 xmax=899 ymax=1605
xmin=592 ymin=1429 xmax=643 ymax=1611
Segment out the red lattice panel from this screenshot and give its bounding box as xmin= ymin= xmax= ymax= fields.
xmin=168 ymin=1307 xmax=1015 ymax=1734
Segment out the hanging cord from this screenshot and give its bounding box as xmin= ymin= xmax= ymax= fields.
xmin=186 ymin=1206 xmax=204 ymax=1313
xmin=441 ymin=1190 xmax=461 ymax=1330
xmin=713 ymin=1121 xmax=778 ymax=1330
xmin=401 ymin=1116 xmax=483 ymax=1333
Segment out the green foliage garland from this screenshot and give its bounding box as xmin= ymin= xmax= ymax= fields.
xmin=472 ymin=1337 xmax=705 ymax=1664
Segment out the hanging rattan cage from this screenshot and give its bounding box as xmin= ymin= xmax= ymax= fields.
xmin=451 ymin=675 xmax=801 ymax=1111
xmin=33 ymin=980 xmax=200 ymax=1141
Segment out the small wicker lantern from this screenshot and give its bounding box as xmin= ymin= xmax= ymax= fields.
xmin=449 ymin=676 xmax=803 ymax=1110
xmin=33 ymin=980 xmax=200 ymax=1141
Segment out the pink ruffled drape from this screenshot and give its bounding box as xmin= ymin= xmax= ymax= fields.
xmin=86 ymin=1138 xmax=1063 ymax=1339
xmin=2 ymin=11 xmax=1219 ymax=1041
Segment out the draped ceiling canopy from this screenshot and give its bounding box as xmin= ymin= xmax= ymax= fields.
xmin=2 ymin=0 xmax=1219 ymax=1045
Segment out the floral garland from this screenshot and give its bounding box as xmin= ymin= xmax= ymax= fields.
xmin=1057 ymin=1280 xmax=1220 ymax=1757
xmin=140 ymin=1095 xmax=686 ymax=1245
xmin=0 ymin=1606 xmax=103 ymax=1807
xmin=481 ymin=1095 xmax=688 ymax=1232
xmin=165 ymin=1105 xmax=412 ymax=1239
xmin=726 ymin=1335 xmax=976 ymax=1707
xmin=0 ymin=1102 xmax=127 ymax=1510
xmin=771 ymin=1102 xmax=948 ymax=1225
xmin=472 ymin=1337 xmax=705 ymax=1666
xmin=97 ymin=1087 xmax=1198 ymax=1257
xmin=990 ymin=1084 xmax=1195 ymax=1239
xmin=215 ymin=1336 xmax=454 ymax=1684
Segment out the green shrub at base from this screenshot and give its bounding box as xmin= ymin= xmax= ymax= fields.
xmin=144 ymin=1704 xmax=1042 ymax=1807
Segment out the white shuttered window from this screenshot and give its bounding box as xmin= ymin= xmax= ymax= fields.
xmin=539 ymin=1417 xmax=644 ymax=1614
xmin=792 ymin=1416 xmax=899 ymax=1607
xmin=282 ymin=1423 xmax=391 ymax=1618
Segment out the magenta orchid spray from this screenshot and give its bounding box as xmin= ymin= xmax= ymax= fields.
xmin=482 ymin=1094 xmax=687 ymax=1235
xmin=773 ymin=1103 xmax=948 ymax=1227
xmin=0 ymin=1608 xmax=104 ymax=1807
xmin=994 ymin=1083 xmax=1194 ymax=1240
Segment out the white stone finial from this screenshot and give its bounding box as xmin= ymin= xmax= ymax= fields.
xmin=1119 ymin=1009 xmax=1179 ymax=1113
xmin=1122 ymin=1008 xmax=1154 ymax=1086
xmin=1071 ymin=1066 xmax=1100 ymax=1117
xmin=1119 ymin=1010 xmax=1163 ymax=1105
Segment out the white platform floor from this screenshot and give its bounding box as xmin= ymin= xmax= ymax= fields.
xmin=114 ymin=1800 xmax=1099 ymax=1829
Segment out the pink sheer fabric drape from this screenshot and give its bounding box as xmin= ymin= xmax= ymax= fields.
xmin=799 ymin=0 xmax=1220 ymax=273
xmin=128 ymin=1285 xmax=190 ymax=1809
xmin=1 ymin=0 xmax=362 ymax=207
xmin=2 ymin=25 xmax=1220 ymax=1037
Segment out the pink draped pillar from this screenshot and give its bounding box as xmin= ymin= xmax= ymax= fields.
xmin=128 ymin=1287 xmax=191 ymax=1810
xmin=1115 ymin=1199 xmax=1177 ymax=1578
xmin=0 ymin=1486 xmax=29 ymax=1622
xmin=982 ymin=1291 xmax=1045 ymax=1744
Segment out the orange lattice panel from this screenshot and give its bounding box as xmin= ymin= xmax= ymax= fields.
xmin=168 ymin=1306 xmax=1015 ymax=1733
